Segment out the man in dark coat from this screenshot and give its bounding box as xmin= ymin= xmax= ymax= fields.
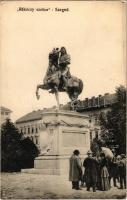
xmin=118 ymin=154 xmax=126 ymax=189
xmin=69 ymin=149 xmax=82 ymax=190
xmin=83 ymin=150 xmax=99 ymax=192
xmin=109 ymin=149 xmax=119 ymax=187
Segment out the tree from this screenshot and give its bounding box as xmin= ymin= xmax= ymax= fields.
xmin=90 ymin=136 xmax=105 ymax=157
xmin=18 ymin=137 xmax=39 ymax=169
xmin=1 ymin=119 xmax=22 ymax=171
xmin=1 ymin=119 xmax=39 ymax=172
xmin=99 ymin=85 xmax=126 ymax=154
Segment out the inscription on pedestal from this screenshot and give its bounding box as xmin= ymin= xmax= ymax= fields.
xmin=62 ymin=130 xmax=86 ymax=147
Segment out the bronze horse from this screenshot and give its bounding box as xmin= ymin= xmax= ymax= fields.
xmin=36 ymin=50 xmax=83 ymax=109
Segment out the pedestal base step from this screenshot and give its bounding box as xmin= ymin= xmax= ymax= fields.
xmin=21 ymin=168 xmax=64 ymax=175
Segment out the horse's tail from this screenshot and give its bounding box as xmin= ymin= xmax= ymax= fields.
xmin=78 ymin=79 xmax=83 ymax=94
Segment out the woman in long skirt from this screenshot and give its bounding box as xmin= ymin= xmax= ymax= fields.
xmin=100 ymin=153 xmax=110 ymax=191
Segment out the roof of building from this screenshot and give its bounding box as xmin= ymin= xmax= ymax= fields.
xmin=16 ymin=109 xmax=44 ymax=124
xmin=75 ymin=93 xmax=117 ymax=112
xmin=15 ymin=106 xmax=68 ymax=124
xmin=0 ymin=106 xmax=12 ymax=113
xmin=15 ymin=93 xmax=117 ymax=124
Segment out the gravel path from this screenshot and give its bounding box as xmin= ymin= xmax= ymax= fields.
xmin=1 ymin=173 xmax=126 ymax=199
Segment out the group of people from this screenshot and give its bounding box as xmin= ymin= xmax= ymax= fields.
xmin=69 ymin=149 xmax=126 ymax=192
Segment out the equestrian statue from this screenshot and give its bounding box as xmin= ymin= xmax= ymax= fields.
xmin=36 ymin=47 xmax=83 ymax=109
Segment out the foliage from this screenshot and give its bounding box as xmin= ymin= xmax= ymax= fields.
xmin=90 ymin=137 xmax=105 ymax=156
xmin=1 ymin=119 xmax=22 ymax=171
xmin=1 ymin=119 xmax=39 ymax=172
xmin=18 ymin=137 xmax=39 ymax=169
xmin=99 ymin=85 xmax=126 ymax=154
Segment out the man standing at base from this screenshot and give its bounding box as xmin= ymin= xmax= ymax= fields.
xmin=109 ymin=149 xmax=119 ymax=187
xmin=118 ymin=154 xmax=126 ymax=189
xmin=83 ymin=150 xmax=98 ymax=192
xmin=69 ymin=149 xmax=82 ymax=190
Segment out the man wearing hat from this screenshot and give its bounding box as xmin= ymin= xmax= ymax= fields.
xmin=109 ymin=149 xmax=119 ymax=187
xmin=117 ymin=154 xmax=126 ymax=189
xmin=69 ymin=149 xmax=82 ymax=190
xmin=83 ymin=150 xmax=99 ymax=192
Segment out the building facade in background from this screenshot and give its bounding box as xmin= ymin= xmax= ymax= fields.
xmin=15 ymin=93 xmax=117 ymax=148
xmin=0 ymin=106 xmax=12 ymax=126
xmin=15 ymin=110 xmax=44 ymax=148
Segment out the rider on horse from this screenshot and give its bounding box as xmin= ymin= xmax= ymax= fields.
xmin=43 ymin=47 xmax=71 ymax=91
xmin=36 ymin=47 xmax=83 ymax=109
xmin=43 ymin=48 xmax=60 ymax=85
xmin=58 ymin=47 xmax=71 ymax=90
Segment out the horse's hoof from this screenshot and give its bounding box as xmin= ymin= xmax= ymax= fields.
xmin=36 ymin=94 xmax=40 ymax=100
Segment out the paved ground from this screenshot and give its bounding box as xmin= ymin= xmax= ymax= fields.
xmin=1 ymin=173 xmax=126 ymax=199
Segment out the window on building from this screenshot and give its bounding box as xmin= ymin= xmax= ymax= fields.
xmin=28 ymin=127 xmax=30 ymax=134
xmin=36 ymin=127 xmax=38 ymax=133
xmin=32 ymin=127 xmax=34 ymax=133
xmin=36 ymin=137 xmax=38 ymax=145
xmin=24 ymin=128 xmax=26 ymax=134
xmin=95 ymin=115 xmax=99 ymax=125
xmin=95 ymin=131 xmax=98 ymax=139
xmin=95 ymin=117 xmax=97 ymax=124
xmin=89 ymin=114 xmax=92 ymax=123
xmin=90 ymin=132 xmax=93 ymax=143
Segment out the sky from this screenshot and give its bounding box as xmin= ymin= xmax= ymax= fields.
xmin=0 ymin=1 xmax=126 ymax=122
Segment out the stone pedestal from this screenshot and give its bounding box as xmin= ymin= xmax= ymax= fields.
xmin=33 ymin=110 xmax=90 ymax=175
